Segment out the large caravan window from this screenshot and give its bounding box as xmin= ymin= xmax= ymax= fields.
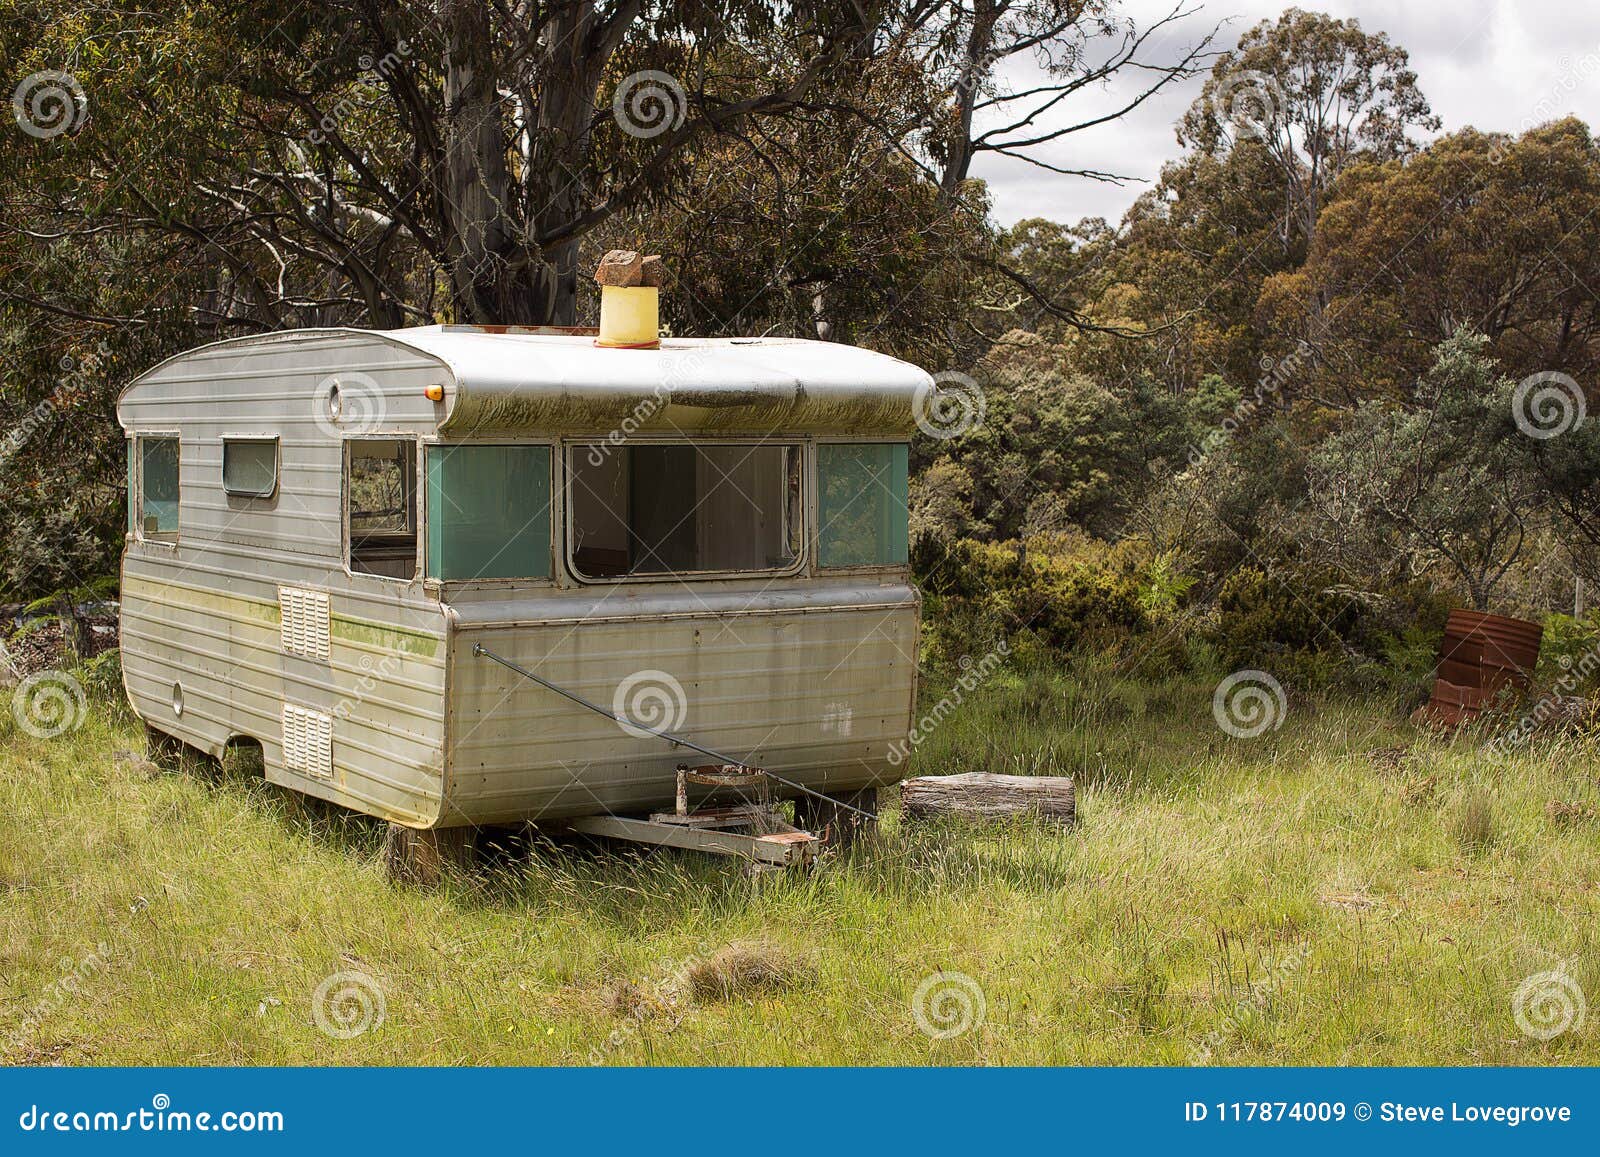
xmin=347 ymin=439 xmax=417 ymax=579
xmin=817 ymin=443 xmax=909 ymax=568
xmin=222 ymin=437 xmax=278 ymax=498
xmin=567 ymin=443 xmax=802 ymax=579
xmin=426 ymin=444 xmax=552 ymax=580
xmin=138 ymin=436 xmax=180 ymax=541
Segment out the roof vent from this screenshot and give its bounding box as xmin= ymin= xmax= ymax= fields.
xmin=595 ymin=250 xmax=662 ymax=349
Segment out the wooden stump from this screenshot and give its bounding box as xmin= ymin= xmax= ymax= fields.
xmin=794 ymin=787 xmax=878 ymax=849
xmin=901 ymin=772 xmax=1075 ymax=826
xmin=384 ymin=824 xmax=475 ymax=886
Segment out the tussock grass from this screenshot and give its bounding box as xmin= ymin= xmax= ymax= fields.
xmin=2 ymin=662 xmax=1597 ymax=1065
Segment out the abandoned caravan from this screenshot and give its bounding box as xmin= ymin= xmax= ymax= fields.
xmin=117 ymin=269 xmax=929 ymax=869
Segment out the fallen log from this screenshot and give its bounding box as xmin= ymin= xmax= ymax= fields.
xmin=900 ymin=772 xmax=1075 ymax=825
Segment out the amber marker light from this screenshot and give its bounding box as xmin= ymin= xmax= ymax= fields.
xmin=425 ymin=383 xmax=445 ymax=402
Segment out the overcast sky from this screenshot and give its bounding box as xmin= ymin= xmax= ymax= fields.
xmin=973 ymin=0 xmax=1600 ymax=227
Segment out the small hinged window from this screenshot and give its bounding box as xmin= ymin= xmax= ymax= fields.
xmin=137 ymin=435 xmax=180 ymax=541
xmin=347 ymin=438 xmax=418 ymax=580
xmin=222 ymin=437 xmax=279 ymax=498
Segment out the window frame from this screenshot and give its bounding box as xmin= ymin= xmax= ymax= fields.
xmin=342 ymin=435 xmax=421 ymax=585
xmin=562 ymin=436 xmax=809 ymax=585
xmin=220 ymin=434 xmax=280 ymax=499
xmin=133 ymin=431 xmax=182 ymax=546
xmin=813 ymin=437 xmax=911 ymax=574
xmin=423 ymin=439 xmax=557 ymax=586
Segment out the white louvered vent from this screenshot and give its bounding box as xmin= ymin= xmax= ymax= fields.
xmin=279 ymin=586 xmax=331 ymax=660
xmin=281 ymin=704 xmax=334 ymax=780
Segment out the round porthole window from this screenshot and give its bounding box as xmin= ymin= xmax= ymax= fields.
xmin=172 ymin=683 xmax=184 ymax=717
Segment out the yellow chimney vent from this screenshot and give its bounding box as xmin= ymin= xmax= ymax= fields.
xmin=595 ymin=250 xmax=663 ymax=348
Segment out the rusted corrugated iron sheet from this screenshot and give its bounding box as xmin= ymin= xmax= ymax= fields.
xmin=1417 ymin=610 xmax=1543 ymax=726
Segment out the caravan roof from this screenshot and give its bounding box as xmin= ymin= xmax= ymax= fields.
xmin=119 ymin=325 xmax=933 ymax=437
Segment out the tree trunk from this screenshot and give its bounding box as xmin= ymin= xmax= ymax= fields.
xmin=440 ymin=1 xmax=545 ymax=324
xmin=384 ymin=824 xmax=475 ymax=886
xmin=901 ymin=773 xmax=1076 ymax=825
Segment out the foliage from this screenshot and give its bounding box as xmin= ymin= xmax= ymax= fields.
xmin=1263 ymin=120 xmax=1600 ymax=396
xmin=1178 ymin=6 xmax=1438 ymax=252
xmin=1304 ymin=333 xmax=1546 ymax=609
xmin=912 ymin=534 xmax=1212 ymax=674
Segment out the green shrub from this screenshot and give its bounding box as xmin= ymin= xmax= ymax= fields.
xmin=1538 ymin=612 xmax=1600 ymax=693
xmin=77 ymin=649 xmax=126 ymax=707
xmin=914 ymin=535 xmax=1175 ymax=672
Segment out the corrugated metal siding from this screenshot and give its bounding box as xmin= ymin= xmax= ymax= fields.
xmin=118 ymin=334 xmax=451 ymax=826
xmin=441 ymin=587 xmax=918 ymax=825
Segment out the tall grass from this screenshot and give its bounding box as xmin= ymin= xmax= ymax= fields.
xmin=1 ymin=659 xmax=1596 ymax=1065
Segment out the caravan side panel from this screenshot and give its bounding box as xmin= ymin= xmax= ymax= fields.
xmin=118 ymin=333 xmax=453 ymax=826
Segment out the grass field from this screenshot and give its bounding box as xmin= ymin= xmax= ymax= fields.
xmin=3 ymin=661 xmax=1597 ymax=1065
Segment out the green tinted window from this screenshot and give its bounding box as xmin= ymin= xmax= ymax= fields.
xmin=426 ymin=445 xmax=551 ymax=580
xmin=140 ymin=436 xmax=179 ymax=539
xmin=817 ymin=443 xmax=908 ymax=568
xmin=223 ymin=437 xmax=278 ymax=497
